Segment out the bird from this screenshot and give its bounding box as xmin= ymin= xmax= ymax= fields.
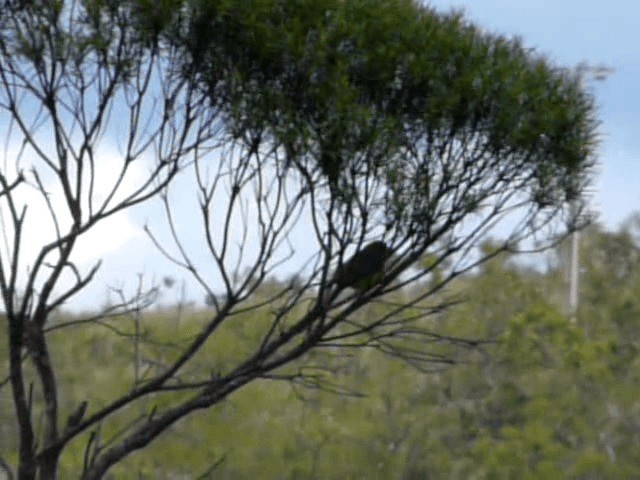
xmin=325 ymin=241 xmax=391 ymax=303
xmin=65 ymin=400 xmax=88 ymax=431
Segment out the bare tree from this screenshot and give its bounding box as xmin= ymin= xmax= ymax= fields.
xmin=0 ymin=1 xmax=221 ymax=477
xmin=0 ymin=0 xmax=598 ymax=478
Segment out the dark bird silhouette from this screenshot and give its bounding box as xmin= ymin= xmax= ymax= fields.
xmin=332 ymin=241 xmax=391 ymax=294
xmin=313 ymin=241 xmax=390 ymax=330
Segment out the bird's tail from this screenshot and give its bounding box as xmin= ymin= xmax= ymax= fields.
xmin=320 ymin=285 xmax=334 ymax=309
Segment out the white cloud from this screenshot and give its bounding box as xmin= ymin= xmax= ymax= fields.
xmin=1 ymin=140 xmax=144 ymax=298
xmin=72 ymin=212 xmax=140 ymax=266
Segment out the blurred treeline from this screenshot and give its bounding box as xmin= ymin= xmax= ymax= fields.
xmin=2 ymin=216 xmax=640 ymax=479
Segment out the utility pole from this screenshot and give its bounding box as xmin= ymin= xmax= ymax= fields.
xmin=568 ymin=213 xmax=580 ymax=323
xmin=568 ymin=63 xmax=613 ymax=323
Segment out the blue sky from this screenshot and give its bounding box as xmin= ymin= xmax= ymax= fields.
xmin=2 ymin=2 xmax=637 ymax=310
xmin=428 ymin=0 xmax=639 ymax=227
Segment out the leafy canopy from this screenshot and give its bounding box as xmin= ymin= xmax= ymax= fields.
xmin=173 ymin=0 xmax=597 ymax=216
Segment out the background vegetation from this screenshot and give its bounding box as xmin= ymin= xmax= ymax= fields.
xmin=3 ymin=217 xmax=638 ymax=478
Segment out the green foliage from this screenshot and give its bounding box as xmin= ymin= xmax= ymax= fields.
xmin=174 ymin=0 xmax=597 ymax=216
xmin=4 ymin=221 xmax=640 ymax=477
xmin=416 ymin=224 xmax=640 ymax=479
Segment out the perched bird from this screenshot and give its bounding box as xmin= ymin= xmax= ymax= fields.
xmin=313 ymin=241 xmax=390 ymax=329
xmin=331 ymin=241 xmax=391 ymax=295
